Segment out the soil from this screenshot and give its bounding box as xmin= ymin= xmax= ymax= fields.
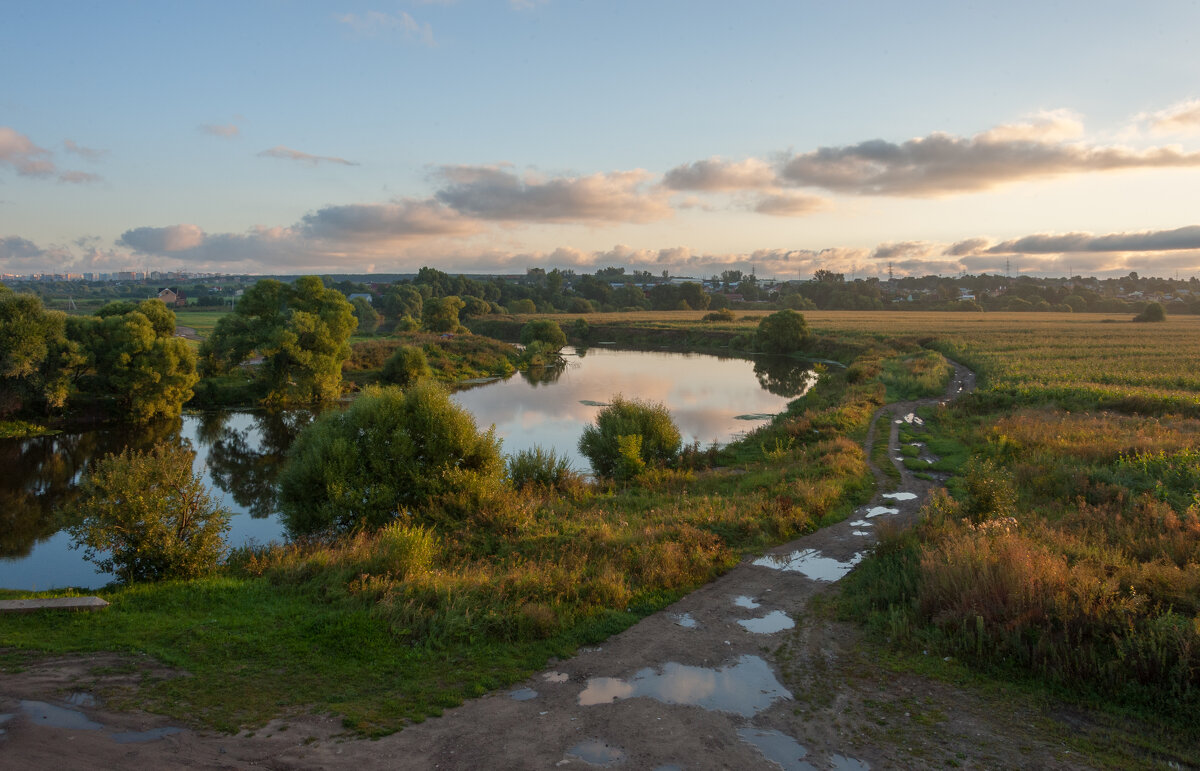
xmin=0 ymin=363 xmax=1170 ymax=769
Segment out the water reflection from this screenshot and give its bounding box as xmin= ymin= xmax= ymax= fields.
xmin=754 ymin=356 xmax=819 ymax=398
xmin=202 ymin=410 xmax=315 ymax=518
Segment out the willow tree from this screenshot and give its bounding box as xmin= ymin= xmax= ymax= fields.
xmin=201 ymin=276 xmax=357 ymax=405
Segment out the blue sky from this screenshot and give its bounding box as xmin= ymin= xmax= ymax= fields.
xmin=4 ymin=1 xmax=1200 ymax=278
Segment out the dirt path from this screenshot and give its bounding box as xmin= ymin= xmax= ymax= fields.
xmin=1 ymin=361 xmax=1104 ymax=769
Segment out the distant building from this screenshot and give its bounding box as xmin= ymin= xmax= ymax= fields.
xmin=347 ymin=292 xmax=373 ymax=304
xmin=157 ymin=287 xmax=187 ymax=307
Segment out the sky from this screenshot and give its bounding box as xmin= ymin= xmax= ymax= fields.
xmin=3 ymin=1 xmax=1200 ymax=280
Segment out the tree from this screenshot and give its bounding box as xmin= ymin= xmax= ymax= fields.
xmin=382 ymin=345 xmax=432 ymax=386
xmin=0 ymin=292 xmax=78 ymax=417
xmin=277 ymin=384 xmax=505 ymax=535
xmin=422 ymin=295 xmax=465 ymax=332
xmin=678 ymin=282 xmax=711 ymax=311
xmin=578 ymin=396 xmax=682 ymax=479
xmin=755 ymin=309 xmax=810 ymax=354
xmin=1134 ymin=302 xmax=1167 ymax=322
xmin=76 ymin=299 xmax=198 ymax=421
xmin=65 ymin=443 xmax=231 ymax=583
xmin=377 ymin=284 xmax=423 ymax=320
xmin=350 ymin=296 xmax=380 ymax=333
xmin=202 ymin=277 xmax=357 ymax=405
xmin=519 ymin=319 xmax=567 ymax=351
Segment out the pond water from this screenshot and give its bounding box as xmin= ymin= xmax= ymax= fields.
xmin=0 ymin=347 xmax=814 ymax=590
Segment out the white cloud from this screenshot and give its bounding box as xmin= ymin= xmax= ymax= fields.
xmin=258 ymin=145 xmax=359 ymax=166
xmin=336 ymin=10 xmax=434 ymax=46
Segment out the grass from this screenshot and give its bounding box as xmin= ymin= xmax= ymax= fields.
xmin=172 ymin=309 xmax=230 ymax=339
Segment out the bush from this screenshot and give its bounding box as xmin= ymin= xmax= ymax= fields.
xmin=506 ymin=446 xmax=580 ymax=491
xmin=65 ymin=443 xmax=231 ymax=583
xmin=519 ymin=319 xmax=567 ymax=351
xmin=755 ymin=309 xmax=810 ymax=354
xmin=382 ymin=345 xmax=432 ymax=386
xmin=578 ymin=396 xmax=682 ymax=478
xmin=278 ymin=384 xmax=505 ymax=536
xmin=702 ymin=308 xmax=735 ymax=322
xmin=1134 ymin=302 xmax=1166 ymax=323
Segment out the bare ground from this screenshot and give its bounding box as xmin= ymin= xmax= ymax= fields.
xmin=0 ymin=363 xmax=1181 ymax=769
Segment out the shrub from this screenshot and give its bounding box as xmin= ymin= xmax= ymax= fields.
xmin=65 ymin=443 xmax=231 ymax=583
xmin=1134 ymin=302 xmax=1166 ymax=322
xmin=519 ymin=319 xmax=567 ymax=351
xmin=382 ymin=345 xmax=432 ymax=386
xmin=755 ymin=309 xmax=810 ymax=354
xmin=278 ymin=383 xmax=505 ymax=536
xmin=508 ymin=298 xmax=537 ymax=314
xmin=506 ymin=446 xmax=580 ymax=491
xmin=702 ymin=308 xmax=735 ymax=322
xmin=578 ymin=395 xmax=682 ymax=478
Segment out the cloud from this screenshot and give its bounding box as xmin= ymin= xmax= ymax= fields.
xmin=778 ymin=128 xmax=1200 ymax=196
xmin=1147 ymin=99 xmax=1200 ymax=136
xmin=510 ymin=0 xmax=549 ymax=10
xmin=0 ymin=236 xmax=44 ymax=263
xmin=0 ymin=127 xmax=56 ymax=177
xmin=258 ymin=145 xmax=359 ymax=166
xmin=944 ymin=237 xmax=991 ymax=256
xmin=336 ymin=11 xmax=434 ymax=45
xmin=753 ymin=192 xmax=827 ymax=217
xmin=300 ymin=200 xmax=480 ymax=241
xmin=120 ymin=224 xmax=207 ymax=253
xmin=988 ymin=225 xmax=1200 ymax=254
xmin=62 ymin=139 xmax=107 ymax=160
xmin=975 ymin=109 xmax=1085 ymax=144
xmin=662 ymin=157 xmax=777 ymax=191
xmin=201 ymin=123 xmax=240 ymax=138
xmin=871 ymin=241 xmax=938 ymax=261
xmin=433 ymin=165 xmax=673 ymax=223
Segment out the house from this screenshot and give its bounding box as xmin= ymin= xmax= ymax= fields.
xmin=156 ymin=287 xmax=187 ymax=307
xmin=347 ymin=292 xmax=373 ymax=304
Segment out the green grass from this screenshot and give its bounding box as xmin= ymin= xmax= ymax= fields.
xmin=172 ymin=309 xmax=230 ymax=339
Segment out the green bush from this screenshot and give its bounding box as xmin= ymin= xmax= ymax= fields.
xmin=578 ymin=396 xmax=682 ymax=478
xmin=702 ymin=308 xmax=735 ymax=322
xmin=506 ymin=446 xmax=579 ymax=491
xmin=382 ymin=345 xmax=432 ymax=386
xmin=755 ymin=309 xmax=810 ymax=354
xmin=278 ymin=384 xmax=505 ymax=536
xmin=65 ymin=443 xmax=231 ymax=583
xmin=519 ymin=319 xmax=567 ymax=351
xmin=1134 ymin=302 xmax=1166 ymax=323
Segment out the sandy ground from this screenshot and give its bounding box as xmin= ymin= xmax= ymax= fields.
xmin=0 ymin=363 xmax=1127 ymax=769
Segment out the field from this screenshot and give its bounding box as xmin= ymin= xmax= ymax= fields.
xmin=2 ymin=309 xmax=1197 ymax=754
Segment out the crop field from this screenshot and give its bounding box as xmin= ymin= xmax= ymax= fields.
xmin=171 ymin=309 xmax=230 ymax=339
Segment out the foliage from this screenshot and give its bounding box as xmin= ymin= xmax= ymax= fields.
xmin=702 ymin=308 xmax=735 ymax=322
xmin=381 ymin=345 xmax=432 ymax=386
xmin=64 ymin=443 xmax=231 ymax=583
xmin=0 ymin=292 xmax=78 ymax=417
xmin=519 ymin=319 xmax=567 ymax=351
xmin=201 ymin=277 xmax=357 ymax=406
xmin=508 ymin=298 xmax=537 ymax=314
xmin=422 ymin=295 xmax=466 ymax=332
xmin=1134 ymin=302 xmax=1167 ymax=322
xmin=755 ymin=309 xmax=810 ymax=354
xmin=506 ymin=446 xmax=581 ymax=492
xmin=350 ymin=296 xmax=381 ymax=333
xmin=578 ymin=396 xmax=682 ymax=478
xmin=277 ymin=384 xmax=505 ymax=536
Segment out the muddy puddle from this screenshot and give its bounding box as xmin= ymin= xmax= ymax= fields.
xmin=737 ymin=610 xmax=794 ymax=634
xmin=578 ymin=655 xmax=792 ymax=717
xmin=566 ymin=738 xmax=626 ymax=766
xmin=732 ymin=595 xmax=760 ymax=609
xmin=753 ymin=549 xmax=863 ymax=582
xmin=882 ymin=491 xmax=917 ymax=502
xmin=674 ymin=612 xmax=698 ymax=628
xmin=864 ymin=506 xmax=899 ymax=518
xmin=738 ymin=727 xmax=871 ymax=771
xmin=509 ymin=687 xmax=538 ymax=701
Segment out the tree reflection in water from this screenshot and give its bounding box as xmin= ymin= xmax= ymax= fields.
xmin=753 ymin=357 xmax=817 ymax=398
xmin=0 ymin=418 xmax=182 ymax=558
xmin=202 ymin=409 xmax=317 ymax=519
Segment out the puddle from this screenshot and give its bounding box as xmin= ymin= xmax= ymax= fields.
xmin=567 ymin=738 xmax=626 ymax=766
xmin=737 ymin=610 xmax=795 ymax=634
xmin=882 ymin=492 xmax=917 ymax=502
xmin=850 ymin=519 xmax=871 ymax=527
xmin=0 ymin=713 xmax=12 ymax=736
xmin=110 ymin=727 xmax=185 ymax=744
xmin=732 ymin=595 xmax=761 ymax=609
xmin=830 ymin=755 xmax=872 ymax=770
xmin=895 ymin=413 xmax=924 ymax=426
xmin=543 ymin=671 xmax=569 ymax=684
xmin=865 ymin=506 xmax=899 ymax=518
xmin=674 ymin=612 xmax=698 ymax=628
xmin=509 ymin=687 xmax=538 ymax=701
xmin=753 ymin=549 xmax=863 ymax=581
xmin=852 ymin=530 xmax=871 ymax=536
xmin=65 ymin=692 xmax=99 ymax=708
xmin=737 ymin=727 xmax=815 ymax=771
xmin=578 ymin=655 xmax=792 ymax=717
xmin=19 ymin=700 xmax=103 ymax=731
